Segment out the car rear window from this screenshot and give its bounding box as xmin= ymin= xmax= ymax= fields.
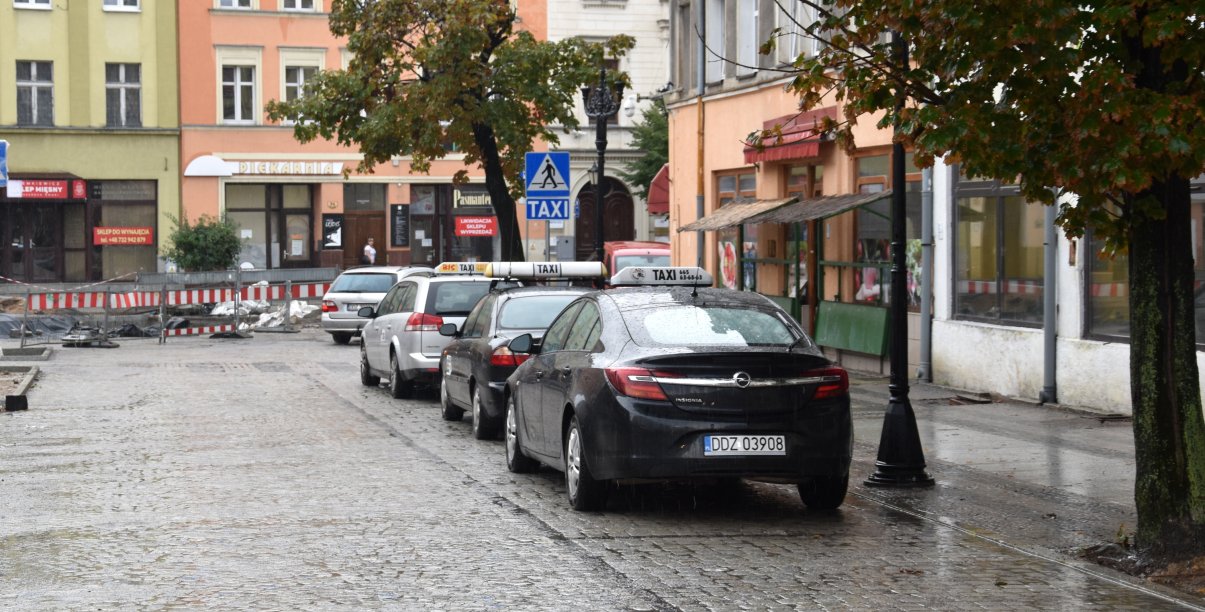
xmin=497 ymin=294 xmax=579 ymax=329
xmin=330 ymin=273 xmax=398 ymax=293
xmin=624 ymin=305 xmax=798 ymax=348
xmin=425 ymin=281 xmax=493 ymax=316
xmin=615 ymin=254 xmax=670 ymax=270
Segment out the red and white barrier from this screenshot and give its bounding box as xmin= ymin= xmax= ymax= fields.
xmin=23 ymin=283 xmax=331 ymax=312
xmin=957 ymin=280 xmax=1044 ymax=295
xmin=163 ymin=324 xmax=236 ymax=337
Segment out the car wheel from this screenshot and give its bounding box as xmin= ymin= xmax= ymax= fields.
xmin=331 ymin=332 xmax=352 ymax=345
xmin=797 ymin=473 xmax=849 ymax=511
xmin=471 ymin=385 xmax=497 ymax=440
xmin=505 ymin=394 xmax=538 ymax=473
xmin=565 ymin=415 xmax=608 ymax=511
xmin=360 ymin=344 xmax=380 ymax=387
xmin=440 ymin=376 xmax=464 ymax=421
xmin=388 ymin=352 xmax=413 ymax=399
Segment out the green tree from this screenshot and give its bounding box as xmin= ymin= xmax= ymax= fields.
xmin=769 ymin=0 xmax=1204 ymax=560
xmin=266 ymin=0 xmax=632 ymax=261
xmin=617 ymin=98 xmax=669 ymax=201
xmin=164 ymin=214 xmax=243 ymax=272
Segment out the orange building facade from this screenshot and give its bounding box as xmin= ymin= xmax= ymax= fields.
xmin=178 ymin=0 xmax=547 ymax=271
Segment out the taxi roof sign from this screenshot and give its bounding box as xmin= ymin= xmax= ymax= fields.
xmin=610 ymin=266 xmax=713 ymax=287
xmin=486 ymin=261 xmax=606 ymax=279
xmin=434 ymin=262 xmax=490 ymax=275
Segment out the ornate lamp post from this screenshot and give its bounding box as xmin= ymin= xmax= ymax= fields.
xmin=581 ymin=66 xmax=625 ymax=264
xmin=865 ymin=31 xmax=935 ymax=488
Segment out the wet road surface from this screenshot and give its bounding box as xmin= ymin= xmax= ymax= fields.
xmin=1 ymin=330 xmax=1199 ymax=610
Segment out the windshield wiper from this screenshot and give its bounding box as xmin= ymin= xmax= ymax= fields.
xmin=785 ymin=334 xmax=806 ymax=352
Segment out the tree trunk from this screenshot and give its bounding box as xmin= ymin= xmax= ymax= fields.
xmin=472 ymin=122 xmax=525 ymax=262
xmin=1127 ymin=173 xmax=1205 ymax=559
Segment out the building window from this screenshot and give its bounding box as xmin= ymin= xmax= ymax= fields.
xmin=343 ymin=183 xmax=386 ymax=212
xmin=218 ymin=0 xmax=252 ymax=7
xmin=281 ymin=0 xmax=315 ymax=10
xmin=13 ymin=0 xmax=51 ymax=8
xmin=704 ymin=0 xmax=724 ymax=82
xmin=735 ymin=0 xmax=758 ymax=76
xmin=16 ymin=61 xmax=53 ymax=126
xmin=775 ymin=0 xmax=813 ymax=64
xmin=284 ymin=65 xmax=317 ymax=102
xmin=105 ymin=63 xmax=141 ymax=127
xmin=953 ymin=177 xmax=1045 ymax=326
xmin=222 ymin=65 xmax=256 ymax=123
xmin=102 ymin=0 xmax=139 ymax=10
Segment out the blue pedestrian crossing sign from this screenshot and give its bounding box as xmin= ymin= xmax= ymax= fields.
xmin=525 ymin=151 xmax=571 ymax=220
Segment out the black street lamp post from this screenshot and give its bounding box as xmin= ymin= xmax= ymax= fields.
xmin=581 ymin=66 xmax=624 ymax=265
xmin=864 ymin=31 xmax=935 ymax=489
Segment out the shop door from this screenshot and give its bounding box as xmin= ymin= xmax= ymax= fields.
xmin=343 ymin=213 xmax=386 ymax=268
xmin=2 ymin=203 xmax=63 ymax=282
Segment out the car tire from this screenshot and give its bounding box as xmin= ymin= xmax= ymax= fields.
xmin=331 ymin=332 xmax=352 ymax=345
xmin=505 ymin=394 xmax=537 ymax=474
xmin=565 ymin=415 xmax=608 ymax=511
xmin=388 ymin=352 xmax=413 ymax=399
xmin=360 ymin=344 xmax=380 ymax=387
xmin=440 ymin=376 xmax=464 ymax=421
xmin=471 ymin=385 xmax=497 ymax=440
xmin=797 ymin=473 xmax=849 ymax=511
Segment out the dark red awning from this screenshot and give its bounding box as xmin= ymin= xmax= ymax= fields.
xmin=647 ymin=163 xmax=669 ymax=215
xmin=743 ymin=106 xmax=837 ymax=164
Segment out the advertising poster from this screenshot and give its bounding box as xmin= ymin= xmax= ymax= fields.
xmin=322 ymin=214 xmax=343 ymax=249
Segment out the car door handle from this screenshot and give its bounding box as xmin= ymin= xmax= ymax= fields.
xmin=534 ymin=370 xmax=544 ymax=379
xmin=561 ymin=366 xmax=572 ymax=374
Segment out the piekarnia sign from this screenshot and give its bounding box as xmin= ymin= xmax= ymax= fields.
xmin=94 ymin=226 xmax=154 ymax=246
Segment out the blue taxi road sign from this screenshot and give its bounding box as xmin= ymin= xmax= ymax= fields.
xmin=525 ymin=151 xmax=571 ymax=220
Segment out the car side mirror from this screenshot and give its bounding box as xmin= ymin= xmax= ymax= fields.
xmin=508 ymin=333 xmax=537 ymax=354
xmin=438 ymin=322 xmax=459 ymax=337
xmin=357 ymin=306 xmax=375 ymax=318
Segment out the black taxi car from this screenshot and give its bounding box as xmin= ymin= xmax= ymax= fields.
xmin=437 ymin=262 xmax=605 ymax=440
xmin=503 ymin=266 xmax=853 ymax=512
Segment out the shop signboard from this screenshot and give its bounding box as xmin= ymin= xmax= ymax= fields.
xmin=390 ymin=204 xmax=410 ymax=247
xmin=322 ymin=214 xmax=343 ymax=249
xmin=94 ymin=226 xmax=154 ymax=246
xmin=6 ymin=179 xmax=69 ymax=199
xmin=454 ymin=216 xmax=497 ymax=237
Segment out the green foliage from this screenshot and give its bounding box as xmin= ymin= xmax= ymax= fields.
xmin=617 ymin=99 xmax=669 ymax=201
xmin=266 ymin=0 xmax=633 ymax=259
xmin=164 ymin=214 xmax=243 ymax=272
xmin=774 ymin=0 xmax=1205 ymax=555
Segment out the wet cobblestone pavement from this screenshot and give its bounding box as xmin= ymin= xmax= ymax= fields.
xmin=1 ymin=330 xmax=1201 ymax=610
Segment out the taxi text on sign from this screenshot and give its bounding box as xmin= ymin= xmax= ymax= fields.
xmin=524 ymin=151 xmax=571 ymax=221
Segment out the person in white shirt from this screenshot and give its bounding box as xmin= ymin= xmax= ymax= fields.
xmin=363 ymin=237 xmax=377 ymax=265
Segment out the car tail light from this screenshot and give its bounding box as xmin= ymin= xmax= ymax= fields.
xmin=490 ymin=345 xmax=531 ymax=367
xmin=404 ymin=312 xmax=443 ymax=332
xmin=605 ymin=367 xmax=673 ymax=401
xmin=806 ymin=367 xmax=849 ymax=400
xmin=322 ymin=300 xmax=338 ymax=313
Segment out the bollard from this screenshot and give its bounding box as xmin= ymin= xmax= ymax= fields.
xmin=284 ymin=280 xmax=294 ymax=332
xmin=102 ymin=287 xmax=112 ymax=339
xmin=21 ymin=288 xmax=30 ymax=349
xmin=159 ymin=285 xmax=168 ymax=344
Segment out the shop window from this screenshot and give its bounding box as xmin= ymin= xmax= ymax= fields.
xmin=715 ymin=170 xmax=756 ymax=289
xmin=105 ymin=63 xmax=141 ymax=128
xmin=16 ymin=60 xmax=53 ymax=126
xmin=1085 ymin=187 xmax=1205 ymax=347
xmin=90 ymin=181 xmax=157 ymax=281
xmin=953 ymin=182 xmax=1045 ymax=326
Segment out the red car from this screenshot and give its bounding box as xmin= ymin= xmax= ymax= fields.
xmin=604 ymin=241 xmax=670 ymax=276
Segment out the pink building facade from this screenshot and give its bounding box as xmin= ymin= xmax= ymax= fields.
xmin=178 ymin=0 xmax=548 ymax=271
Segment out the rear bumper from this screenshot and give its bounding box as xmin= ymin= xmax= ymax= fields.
xmin=320 ymin=314 xmax=366 ymax=334
xmin=582 ymin=396 xmax=853 ymax=483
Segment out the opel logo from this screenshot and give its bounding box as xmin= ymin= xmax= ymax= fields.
xmin=732 ymin=371 xmax=752 ymax=388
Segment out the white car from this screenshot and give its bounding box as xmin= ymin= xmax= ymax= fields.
xmin=320 ymin=266 xmax=430 ymax=344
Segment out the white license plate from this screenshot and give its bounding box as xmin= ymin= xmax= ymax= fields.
xmin=703 ymin=434 xmax=786 ymax=456
xmin=346 ymin=303 xmax=370 ymax=311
